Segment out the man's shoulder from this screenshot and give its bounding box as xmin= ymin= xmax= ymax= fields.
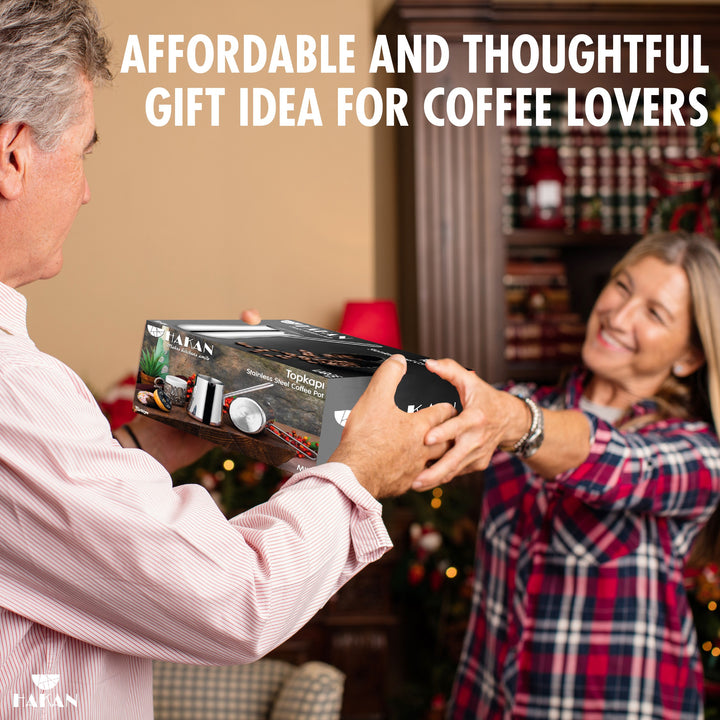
xmin=0 ymin=336 xmax=93 ymax=402
xmin=0 ymin=334 xmax=60 ymax=372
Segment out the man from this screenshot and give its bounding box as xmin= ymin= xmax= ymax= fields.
xmin=0 ymin=1 xmax=454 ymax=716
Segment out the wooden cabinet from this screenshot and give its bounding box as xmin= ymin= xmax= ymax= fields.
xmin=381 ymin=0 xmax=720 ymax=384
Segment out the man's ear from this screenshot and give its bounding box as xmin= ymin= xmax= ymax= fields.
xmin=0 ymin=122 xmax=33 ymax=200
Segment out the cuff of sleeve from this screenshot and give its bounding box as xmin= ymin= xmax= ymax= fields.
xmin=577 ymin=411 xmax=608 ymax=464
xmin=284 ymin=462 xmax=392 ymax=563
xmin=554 ymin=411 xmax=611 ymax=485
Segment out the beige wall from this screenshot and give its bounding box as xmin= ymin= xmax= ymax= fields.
xmin=23 ymin=0 xmax=397 ymax=393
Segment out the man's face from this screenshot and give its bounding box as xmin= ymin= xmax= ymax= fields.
xmin=12 ymin=77 xmax=96 ymax=287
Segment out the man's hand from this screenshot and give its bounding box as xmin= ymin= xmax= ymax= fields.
xmin=328 ymin=355 xmax=456 ymax=498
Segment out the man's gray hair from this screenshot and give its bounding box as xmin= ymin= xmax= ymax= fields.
xmin=0 ymin=0 xmax=111 ymax=150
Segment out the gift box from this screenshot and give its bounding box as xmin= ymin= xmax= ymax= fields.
xmin=133 ymin=319 xmax=460 ymax=474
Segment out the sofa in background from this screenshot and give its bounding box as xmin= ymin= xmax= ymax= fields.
xmin=153 ymin=658 xmax=345 ymax=720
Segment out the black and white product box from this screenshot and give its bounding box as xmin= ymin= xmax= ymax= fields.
xmin=133 ymin=319 xmax=461 ymax=474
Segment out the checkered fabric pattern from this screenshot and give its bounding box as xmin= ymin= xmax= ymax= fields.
xmin=153 ymin=659 xmax=343 ymax=720
xmin=501 ymin=92 xmax=705 ymax=234
xmin=270 ymin=661 xmax=345 ymax=720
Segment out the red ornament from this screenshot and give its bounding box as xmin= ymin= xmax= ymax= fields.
xmin=408 ymin=563 xmax=425 ymax=586
xmin=429 ymin=569 xmax=443 ymax=592
xmin=99 ymin=374 xmax=137 ymax=430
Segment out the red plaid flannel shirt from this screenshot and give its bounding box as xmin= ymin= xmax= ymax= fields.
xmin=448 ymin=369 xmax=720 ymax=720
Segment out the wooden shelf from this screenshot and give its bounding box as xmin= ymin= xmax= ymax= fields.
xmin=506 ymin=229 xmax=641 ymax=249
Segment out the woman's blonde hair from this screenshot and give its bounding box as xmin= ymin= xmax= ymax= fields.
xmin=612 ymin=231 xmax=720 ymax=432
xmin=614 ymin=231 xmax=720 ymax=561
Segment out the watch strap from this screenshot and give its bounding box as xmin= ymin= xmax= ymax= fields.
xmin=501 ymin=393 xmax=544 ymax=458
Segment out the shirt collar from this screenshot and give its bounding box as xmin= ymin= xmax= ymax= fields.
xmin=563 ymin=366 xmax=658 ymax=420
xmin=0 ymin=281 xmax=30 ymax=338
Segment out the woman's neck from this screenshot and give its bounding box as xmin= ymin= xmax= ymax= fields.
xmin=582 ymin=375 xmax=640 ymax=411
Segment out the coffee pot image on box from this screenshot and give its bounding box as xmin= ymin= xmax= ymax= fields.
xmin=187 ymin=375 xmax=225 ymax=426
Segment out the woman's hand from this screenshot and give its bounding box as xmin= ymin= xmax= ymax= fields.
xmin=329 ymin=355 xmax=456 ymax=498
xmin=412 ymin=358 xmax=530 ymax=491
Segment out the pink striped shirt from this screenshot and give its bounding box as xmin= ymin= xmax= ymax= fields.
xmin=0 ymin=281 xmax=391 ymax=718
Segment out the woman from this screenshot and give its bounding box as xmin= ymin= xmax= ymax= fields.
xmin=414 ymin=231 xmax=720 ymax=719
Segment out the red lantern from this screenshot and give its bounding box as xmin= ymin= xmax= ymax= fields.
xmin=521 ymin=147 xmax=566 ymax=230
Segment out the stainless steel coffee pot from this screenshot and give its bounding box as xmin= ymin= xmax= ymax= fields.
xmin=187 ymin=375 xmax=224 ymax=426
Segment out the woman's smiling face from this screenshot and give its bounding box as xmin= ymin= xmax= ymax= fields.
xmin=581 ymin=254 xmax=705 ymax=408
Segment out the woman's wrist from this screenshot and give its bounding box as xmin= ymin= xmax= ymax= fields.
xmin=498 ymin=391 xmax=545 ymax=458
xmin=499 ymin=393 xmax=533 ymax=451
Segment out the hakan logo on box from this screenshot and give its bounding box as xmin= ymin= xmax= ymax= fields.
xmin=334 ymin=402 xmax=443 ymax=428
xmin=146 ymin=324 xmax=215 ymax=356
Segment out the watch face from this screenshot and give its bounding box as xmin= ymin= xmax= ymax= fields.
xmin=520 ymin=429 xmax=544 ymax=458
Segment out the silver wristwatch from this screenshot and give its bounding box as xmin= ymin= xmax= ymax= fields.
xmin=505 ymin=392 xmax=544 ymax=459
